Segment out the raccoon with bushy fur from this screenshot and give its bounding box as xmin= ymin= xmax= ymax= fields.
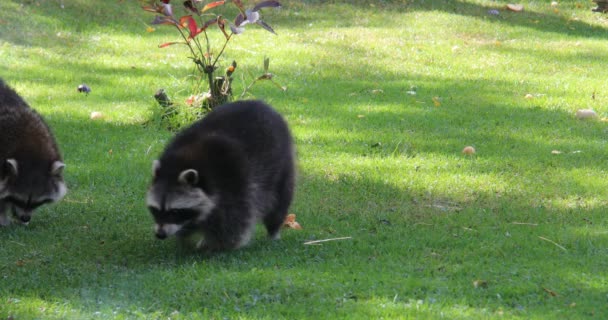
xmin=147 ymin=100 xmax=295 ymax=250
xmin=0 ymin=79 xmax=66 ymax=226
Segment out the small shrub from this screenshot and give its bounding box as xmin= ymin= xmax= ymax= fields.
xmin=140 ymin=0 xmax=283 ymax=120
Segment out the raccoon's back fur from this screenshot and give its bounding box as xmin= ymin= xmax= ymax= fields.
xmin=0 ymin=79 xmax=66 ymax=225
xmin=147 ymin=100 xmax=295 ymax=250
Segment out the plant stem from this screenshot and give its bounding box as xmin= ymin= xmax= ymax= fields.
xmin=212 ymin=33 xmax=233 ymax=69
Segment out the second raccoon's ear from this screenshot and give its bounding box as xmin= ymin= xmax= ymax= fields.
xmin=178 ymin=169 xmax=199 ymax=186
xmin=51 ymin=161 xmax=65 ymax=177
xmin=4 ymin=159 xmax=18 ymax=177
xmin=152 ymin=160 xmax=161 ymax=177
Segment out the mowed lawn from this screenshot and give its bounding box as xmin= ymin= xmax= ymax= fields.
xmin=1 ymin=0 xmax=608 ymax=318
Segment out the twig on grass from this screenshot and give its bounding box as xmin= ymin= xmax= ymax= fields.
xmin=511 ymin=222 xmax=538 ymax=226
xmin=304 ymin=237 xmax=352 ymax=245
xmin=538 ymin=236 xmax=567 ymax=252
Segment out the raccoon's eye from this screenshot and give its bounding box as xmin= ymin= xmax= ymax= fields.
xmin=29 ymin=199 xmax=52 ymax=209
xmin=148 ymin=207 xmax=162 ymax=218
xmin=5 ymin=197 xmax=51 ymax=209
xmin=5 ymin=196 xmax=27 ymax=208
xmin=168 ymin=209 xmax=199 ymax=220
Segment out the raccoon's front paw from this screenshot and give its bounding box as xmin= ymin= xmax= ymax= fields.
xmin=15 ymin=219 xmax=30 ymax=226
xmin=195 ymin=238 xmax=207 ymax=250
xmin=0 ymin=214 xmax=11 ymax=227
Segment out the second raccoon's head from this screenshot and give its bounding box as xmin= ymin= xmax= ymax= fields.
xmin=0 ymin=158 xmax=67 ymax=224
xmin=146 ymin=160 xmax=216 ymax=240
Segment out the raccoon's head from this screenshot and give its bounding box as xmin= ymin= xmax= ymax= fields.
xmin=0 ymin=158 xmax=67 ymax=224
xmin=147 ymin=160 xmax=216 ymax=239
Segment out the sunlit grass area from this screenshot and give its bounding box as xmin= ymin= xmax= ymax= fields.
xmin=1 ymin=0 xmax=608 ymax=318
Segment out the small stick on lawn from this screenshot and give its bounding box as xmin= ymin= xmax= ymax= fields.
xmin=304 ymin=237 xmax=353 ymax=245
xmin=511 ymin=222 xmax=539 ymax=226
xmin=538 ymin=236 xmax=567 ymax=252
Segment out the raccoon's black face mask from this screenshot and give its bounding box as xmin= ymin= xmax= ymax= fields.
xmin=0 ymin=158 xmax=66 ymax=225
xmin=147 ymin=160 xmax=216 ymax=239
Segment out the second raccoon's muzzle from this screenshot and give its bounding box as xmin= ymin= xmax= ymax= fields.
xmin=156 ymin=229 xmax=167 ymax=239
xmin=10 ymin=206 xmax=31 ymax=225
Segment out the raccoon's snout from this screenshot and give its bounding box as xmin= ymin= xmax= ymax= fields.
xmin=156 ymin=229 xmax=167 ymax=239
xmin=19 ymin=215 xmax=31 ymax=223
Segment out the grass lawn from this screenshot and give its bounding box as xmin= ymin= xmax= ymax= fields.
xmin=1 ymin=0 xmax=608 ymax=318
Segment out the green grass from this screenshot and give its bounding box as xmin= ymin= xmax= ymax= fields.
xmin=1 ymin=0 xmax=608 ymax=318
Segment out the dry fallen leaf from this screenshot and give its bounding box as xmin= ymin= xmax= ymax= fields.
xmin=432 ymin=96 xmax=441 ymax=107
xmin=90 ymin=111 xmax=104 ymax=120
xmin=462 ymin=146 xmax=476 ymax=155
xmin=543 ymin=287 xmax=558 ymax=297
xmin=283 ymin=213 xmax=302 ymax=230
xmin=506 ymin=4 xmax=524 ymax=12
xmin=473 ymin=280 xmax=488 ymax=288
xmin=576 ymin=109 xmax=597 ymax=119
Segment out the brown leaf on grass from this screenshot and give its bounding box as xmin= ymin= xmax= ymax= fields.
xmin=473 ymin=280 xmax=488 ymax=288
xmin=543 ymin=287 xmax=558 ymax=297
xmin=283 ymin=213 xmax=302 ymax=230
xmin=432 ymin=96 xmax=441 ymax=107
xmin=576 ymin=109 xmax=597 ymax=119
xmin=506 ymin=4 xmax=524 ymax=12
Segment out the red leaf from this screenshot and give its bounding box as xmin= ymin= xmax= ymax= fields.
xmin=183 ymin=0 xmax=198 ymax=13
xmin=152 ymin=15 xmax=177 ymax=25
xmin=179 ymin=15 xmax=198 ymax=37
xmin=186 ymin=18 xmax=218 ymax=40
xmin=142 ymin=5 xmax=161 ymax=13
xmin=217 ymin=18 xmax=230 ymax=39
xmin=201 ymin=0 xmax=225 ymax=12
xmin=159 ymin=41 xmax=181 ymax=48
xmin=256 ymin=20 xmax=276 ymax=34
xmin=232 ymin=0 xmax=245 ymax=12
xmin=253 ymin=0 xmax=281 ymax=11
xmin=201 ymin=17 xmax=219 ymax=31
xmin=234 ymin=13 xmax=246 ymax=27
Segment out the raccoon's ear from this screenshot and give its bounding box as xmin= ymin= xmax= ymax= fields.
xmin=178 ymin=169 xmax=199 ymax=186
xmin=152 ymin=160 xmax=161 ymax=177
xmin=4 ymin=159 xmax=18 ymax=177
xmin=51 ymin=161 xmax=65 ymax=177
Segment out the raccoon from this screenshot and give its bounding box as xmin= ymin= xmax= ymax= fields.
xmin=0 ymin=79 xmax=67 ymax=226
xmin=147 ymin=100 xmax=295 ymax=251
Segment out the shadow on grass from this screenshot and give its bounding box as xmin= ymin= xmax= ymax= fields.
xmin=1 ymin=162 xmax=607 ymax=317
xmin=2 ymin=0 xmax=607 ymax=51
xmin=292 ymin=0 xmax=608 ymax=40
xmin=1 ymin=74 xmax=607 ymax=319
xmin=1 ymin=1 xmax=608 ymax=316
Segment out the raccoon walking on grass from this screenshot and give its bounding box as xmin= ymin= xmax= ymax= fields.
xmin=147 ymin=100 xmax=295 ymax=251
xmin=0 ymin=79 xmax=67 ymax=226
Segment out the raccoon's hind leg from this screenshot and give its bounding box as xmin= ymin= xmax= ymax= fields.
xmin=0 ymin=200 xmax=10 ymax=226
xmin=263 ymin=168 xmax=295 ymax=240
